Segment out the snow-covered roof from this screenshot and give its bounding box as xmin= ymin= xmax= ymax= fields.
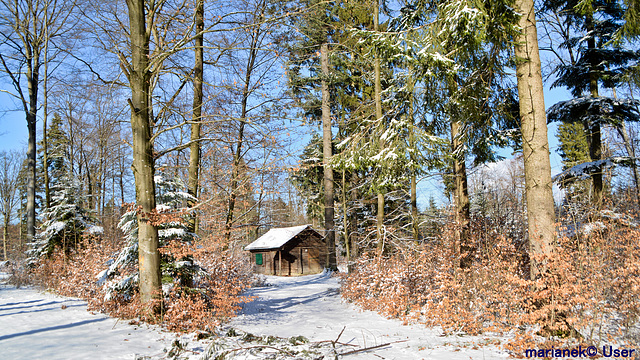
xmin=245 ymin=225 xmax=317 ymax=251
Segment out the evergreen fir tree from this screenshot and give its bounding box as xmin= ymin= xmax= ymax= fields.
xmin=29 ymin=115 xmax=97 ymax=260
xmin=556 ymin=121 xmax=593 ymax=208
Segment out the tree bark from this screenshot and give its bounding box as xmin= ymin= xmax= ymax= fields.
xmin=187 ymin=0 xmax=204 ymax=234
xmin=43 ymin=35 xmax=51 ymax=210
xmin=407 ymin=67 xmax=419 ymax=243
xmin=586 ymin=15 xmax=603 ymax=208
xmin=321 ymin=43 xmax=336 ymax=270
xmin=451 ymin=120 xmax=472 ymax=268
xmin=514 ymin=0 xmax=556 ymax=279
xmin=26 ymin=56 xmax=39 ymax=243
xmin=3 ymin=219 xmax=7 ymax=260
xmin=374 ymin=1 xmax=385 ymax=252
xmin=617 ymin=122 xmax=640 ymax=203
xmin=126 ymin=0 xmax=161 ymax=309
xmin=342 ymin=170 xmax=350 ymax=270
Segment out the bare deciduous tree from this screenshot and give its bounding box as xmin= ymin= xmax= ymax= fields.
xmin=0 ymin=0 xmax=74 ymax=241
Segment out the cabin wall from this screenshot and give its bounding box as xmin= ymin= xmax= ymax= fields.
xmin=250 ymin=234 xmax=326 ymax=276
xmin=251 ymin=251 xmax=274 ymax=275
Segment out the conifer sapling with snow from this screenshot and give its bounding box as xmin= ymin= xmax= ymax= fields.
xmin=29 ymin=115 xmax=100 ymax=261
xmin=97 ymin=173 xmax=198 ymax=300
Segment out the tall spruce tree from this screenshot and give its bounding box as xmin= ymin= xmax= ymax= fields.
xmin=545 ymin=0 xmax=640 ymax=208
xmin=287 ymin=0 xmax=374 ymax=265
xmin=290 ymin=134 xmax=325 ymax=229
xmin=386 ymin=0 xmax=520 ymax=265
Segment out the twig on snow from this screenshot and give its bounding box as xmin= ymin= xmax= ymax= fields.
xmin=224 ymin=345 xmax=295 ymax=357
xmin=338 ymin=340 xmax=408 ymax=356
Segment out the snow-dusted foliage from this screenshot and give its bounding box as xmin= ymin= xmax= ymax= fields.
xmin=28 ymin=114 xmax=98 ymax=262
xmin=98 ymin=173 xmax=198 ymax=299
xmin=552 ymin=157 xmax=634 ymax=183
xmin=29 ymin=173 xmax=96 ymax=261
xmin=547 ymin=97 xmax=640 ymax=127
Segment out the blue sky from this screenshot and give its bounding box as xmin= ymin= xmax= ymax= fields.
xmin=0 ymin=89 xmax=29 ymax=153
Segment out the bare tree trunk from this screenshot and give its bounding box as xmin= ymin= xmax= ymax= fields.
xmin=411 ymin=174 xmax=419 ymax=241
xmin=407 ymin=70 xmax=419 ymax=243
xmin=187 ymin=0 xmax=204 ymax=234
xmin=84 ymin=153 xmax=94 ymax=210
xmin=2 ymin=200 xmax=8 ymax=260
xmin=514 ymin=0 xmax=556 ymax=279
xmin=586 ymin=15 xmax=604 ymax=208
xmin=618 ymin=120 xmax=640 ymax=204
xmin=3 ymin=222 xmax=7 ymax=261
xmin=321 ymin=43 xmax=336 ymax=270
xmin=26 ymin=64 xmax=39 ymax=243
xmin=374 ymin=1 xmax=385 ymax=252
xmin=43 ymin=32 xmax=51 ymax=210
xmin=451 ymin=120 xmax=472 ymax=268
xmin=126 ymin=0 xmax=161 ymax=310
xmin=19 ymin=204 xmax=23 ymax=247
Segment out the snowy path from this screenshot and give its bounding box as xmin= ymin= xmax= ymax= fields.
xmin=0 ymin=273 xmax=190 ymax=360
xmin=230 ymin=272 xmax=510 ymax=359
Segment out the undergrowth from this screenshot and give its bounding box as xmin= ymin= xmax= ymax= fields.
xmin=341 ymin=214 xmax=640 ymax=354
xmin=25 ymin=231 xmax=254 ymax=333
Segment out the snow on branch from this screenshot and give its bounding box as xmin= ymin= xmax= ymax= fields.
xmin=547 ymin=96 xmax=640 ymax=126
xmin=552 ymin=157 xmax=634 ymax=183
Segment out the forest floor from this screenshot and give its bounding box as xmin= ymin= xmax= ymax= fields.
xmin=0 ymin=269 xmax=512 ymax=359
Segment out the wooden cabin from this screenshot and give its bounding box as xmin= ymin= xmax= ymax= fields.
xmin=245 ymin=225 xmax=326 ymax=276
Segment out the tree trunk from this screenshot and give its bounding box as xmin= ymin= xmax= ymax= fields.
xmin=187 ymin=0 xmax=204 ymax=234
xmin=451 ymin=120 xmax=472 ymax=268
xmin=586 ymin=15 xmax=603 ymax=208
xmin=3 ymin=217 xmax=7 ymax=260
xmin=321 ymin=43 xmax=336 ymax=270
xmin=342 ymin=170 xmax=351 ymax=270
xmin=407 ymin=68 xmax=419 ymax=243
xmin=126 ymin=0 xmax=161 ymax=310
xmin=514 ymin=0 xmax=556 ymax=279
xmin=19 ymin=203 xmax=23 ymax=248
xmin=43 ymin=41 xmax=51 ymax=210
xmin=411 ymin=174 xmax=419 ymax=242
xmin=618 ymin=120 xmax=640 ymax=204
xmin=25 ymin=40 xmax=40 ymax=243
xmin=374 ymin=1 xmax=385 ymax=252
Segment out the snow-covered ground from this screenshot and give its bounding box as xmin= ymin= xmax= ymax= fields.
xmin=0 ymin=271 xmax=199 ymax=359
xmin=229 ymin=271 xmax=510 ymax=359
xmin=0 ymin=270 xmax=511 ymax=359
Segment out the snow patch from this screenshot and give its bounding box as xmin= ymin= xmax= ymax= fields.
xmin=87 ymin=225 xmax=104 ymax=235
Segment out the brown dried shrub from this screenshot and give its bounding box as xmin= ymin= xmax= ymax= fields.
xmin=341 ymin=216 xmax=640 ymax=352
xmin=28 ymin=231 xmax=254 ymax=333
